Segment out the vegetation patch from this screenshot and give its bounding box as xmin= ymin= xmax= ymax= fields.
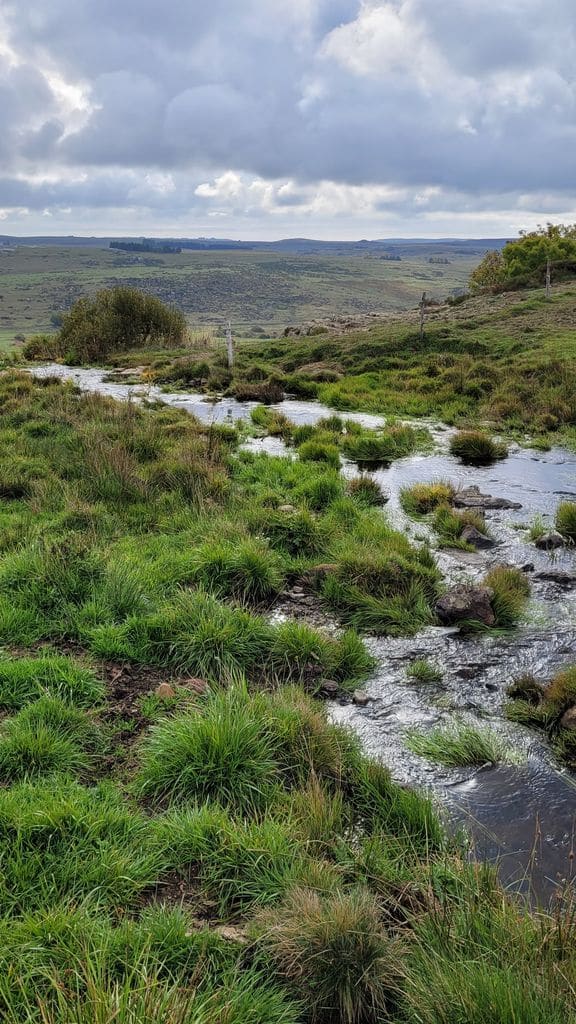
xmin=449 ymin=430 xmax=508 ymax=465
xmin=406 ymin=721 xmax=524 ymax=768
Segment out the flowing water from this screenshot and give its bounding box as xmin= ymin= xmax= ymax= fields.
xmin=30 ymin=364 xmax=576 ymax=901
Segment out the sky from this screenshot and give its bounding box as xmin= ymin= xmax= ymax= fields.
xmin=0 ymin=0 xmax=575 ymax=240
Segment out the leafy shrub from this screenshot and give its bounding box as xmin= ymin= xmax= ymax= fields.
xmin=56 ymin=287 xmax=187 ymax=363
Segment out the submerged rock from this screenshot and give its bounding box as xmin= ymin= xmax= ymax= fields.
xmin=460 ymin=524 xmax=497 ymax=550
xmin=534 ymin=570 xmax=576 ymax=586
xmin=560 ymin=707 xmax=576 ymax=730
xmin=453 ymin=485 xmax=522 ymax=510
xmin=534 ymin=531 xmax=565 ymax=550
xmin=436 ymin=584 xmax=496 ymax=627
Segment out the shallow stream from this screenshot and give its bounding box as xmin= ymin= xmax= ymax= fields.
xmin=31 ymin=364 xmax=576 ymax=901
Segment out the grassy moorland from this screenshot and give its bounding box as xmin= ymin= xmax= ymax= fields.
xmin=0 ymin=371 xmax=573 ymax=1021
xmin=110 ymin=281 xmax=576 ymax=438
xmin=0 ymin=243 xmax=477 ymax=341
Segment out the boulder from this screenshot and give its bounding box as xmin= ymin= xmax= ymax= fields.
xmin=453 ymin=485 xmax=522 ymax=510
xmin=534 ymin=570 xmax=576 ymax=586
xmin=460 ymin=524 xmax=497 ymax=550
xmin=320 ymin=680 xmax=339 ymax=698
xmin=560 ymin=706 xmax=576 ymax=730
xmin=436 ymin=584 xmax=495 ymax=627
xmin=155 ymin=682 xmax=176 ymax=699
xmin=353 ymin=689 xmax=370 ymax=707
xmin=534 ymin=531 xmax=565 ymax=550
xmin=184 ymin=677 xmax=208 ymax=695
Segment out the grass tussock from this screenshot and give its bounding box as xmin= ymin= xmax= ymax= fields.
xmin=483 ymin=565 xmax=530 ymax=627
xmin=449 ymin=430 xmax=508 ymax=465
xmin=406 ymin=721 xmax=524 ymax=767
xmin=400 ymin=481 xmax=455 ymax=516
xmin=555 ymin=500 xmax=576 ymax=541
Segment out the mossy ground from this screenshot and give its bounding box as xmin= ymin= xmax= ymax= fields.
xmin=0 ymin=371 xmax=573 ymax=1021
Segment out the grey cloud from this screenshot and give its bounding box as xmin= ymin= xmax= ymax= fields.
xmin=0 ymin=0 xmax=575 ymax=233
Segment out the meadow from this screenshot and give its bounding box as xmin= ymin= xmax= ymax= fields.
xmin=0 ymin=243 xmax=478 ymax=342
xmin=0 ymin=370 xmax=573 ymax=1021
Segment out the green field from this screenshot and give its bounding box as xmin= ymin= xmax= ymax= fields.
xmin=0 ymin=244 xmax=478 ymax=343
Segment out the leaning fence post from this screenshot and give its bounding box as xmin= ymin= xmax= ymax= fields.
xmin=545 ymin=258 xmax=552 ymax=299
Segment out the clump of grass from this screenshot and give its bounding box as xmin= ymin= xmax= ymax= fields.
xmin=254 ymin=886 xmax=399 ymax=1024
xmin=400 ymin=481 xmax=454 ymax=516
xmin=298 ymin=439 xmax=341 ymax=469
xmin=407 ymin=659 xmax=443 ymax=683
xmin=449 ymin=430 xmax=508 ymax=465
xmin=346 ymin=475 xmax=387 ymax=506
xmin=406 ymin=721 xmax=523 ymax=767
xmin=528 ymin=514 xmax=548 ymax=541
xmin=555 ymin=501 xmax=576 ymax=541
xmin=136 ymin=686 xmax=281 ymax=812
xmin=188 ymin=538 xmax=286 ymax=604
xmin=432 ymin=504 xmax=489 ymax=548
xmin=0 ymin=697 xmax=102 ymax=782
xmin=483 ymin=566 xmax=530 ymax=627
xmin=343 ymin=424 xmax=423 ymax=466
xmin=0 ymin=653 xmax=104 ymax=710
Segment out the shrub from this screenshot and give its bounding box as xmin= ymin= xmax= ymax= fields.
xmin=555 ymin=501 xmax=576 ymax=541
xmin=255 ymin=887 xmax=398 ymax=1023
xmin=449 ymin=431 xmax=508 ymax=465
xmin=483 ymin=566 xmax=530 ymax=627
xmin=400 ymin=481 xmax=454 ymax=516
xmin=406 ymin=721 xmax=523 ymax=767
xmin=57 ymin=287 xmax=186 ymax=363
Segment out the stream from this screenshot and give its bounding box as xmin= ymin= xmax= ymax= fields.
xmin=30 ymin=364 xmax=576 ymax=902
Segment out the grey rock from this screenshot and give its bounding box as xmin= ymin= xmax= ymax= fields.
xmin=453 ymin=485 xmax=522 ymax=510
xmin=534 ymin=531 xmax=565 ymax=550
xmin=460 ymin=524 xmax=497 ymax=550
xmin=534 ymin=570 xmax=576 ymax=586
xmin=560 ymin=706 xmax=576 ymax=730
xmin=353 ymin=689 xmax=370 ymax=707
xmin=320 ymin=680 xmax=339 ymax=698
xmin=436 ymin=584 xmax=496 ymax=627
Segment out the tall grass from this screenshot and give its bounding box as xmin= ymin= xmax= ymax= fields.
xmin=406 ymin=721 xmax=524 ymax=767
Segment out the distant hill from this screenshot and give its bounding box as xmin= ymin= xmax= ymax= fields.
xmin=0 ymin=235 xmax=509 ymax=257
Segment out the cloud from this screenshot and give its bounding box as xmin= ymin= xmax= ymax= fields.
xmin=0 ymin=0 xmax=575 ymax=236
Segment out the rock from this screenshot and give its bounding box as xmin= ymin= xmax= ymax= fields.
xmin=460 ymin=524 xmax=497 ymax=550
xmin=521 ymin=562 xmax=535 ymax=572
xmin=353 ymin=689 xmax=370 ymax=707
xmin=155 ymin=682 xmax=176 ymax=699
xmin=560 ymin=707 xmax=576 ymax=730
xmin=278 ymin=504 xmax=296 ymax=513
xmin=453 ymin=485 xmax=522 ymax=510
xmin=184 ymin=677 xmax=208 ymax=694
xmin=435 ymin=584 xmax=496 ymax=627
xmin=534 ymin=531 xmax=565 ymax=550
xmin=534 ymin=570 xmax=576 ymax=586
xmin=485 ymin=682 xmax=498 ymax=692
xmin=320 ymin=680 xmax=339 ymax=698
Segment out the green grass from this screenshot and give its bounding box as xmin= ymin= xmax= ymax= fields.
xmin=555 ymin=500 xmax=576 ymax=541
xmin=406 ymin=721 xmax=524 ymax=767
xmin=407 ymin=659 xmax=443 ymax=683
xmin=449 ymin=430 xmax=508 ymax=465
xmin=0 ymin=371 xmax=574 ymax=1022
xmin=400 ymin=481 xmax=455 ymax=516
xmin=483 ymin=566 xmax=530 ymax=628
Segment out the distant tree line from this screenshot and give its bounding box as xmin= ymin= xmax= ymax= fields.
xmin=110 ymin=240 xmax=182 ymax=254
xmin=470 ymin=224 xmax=576 ymax=293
